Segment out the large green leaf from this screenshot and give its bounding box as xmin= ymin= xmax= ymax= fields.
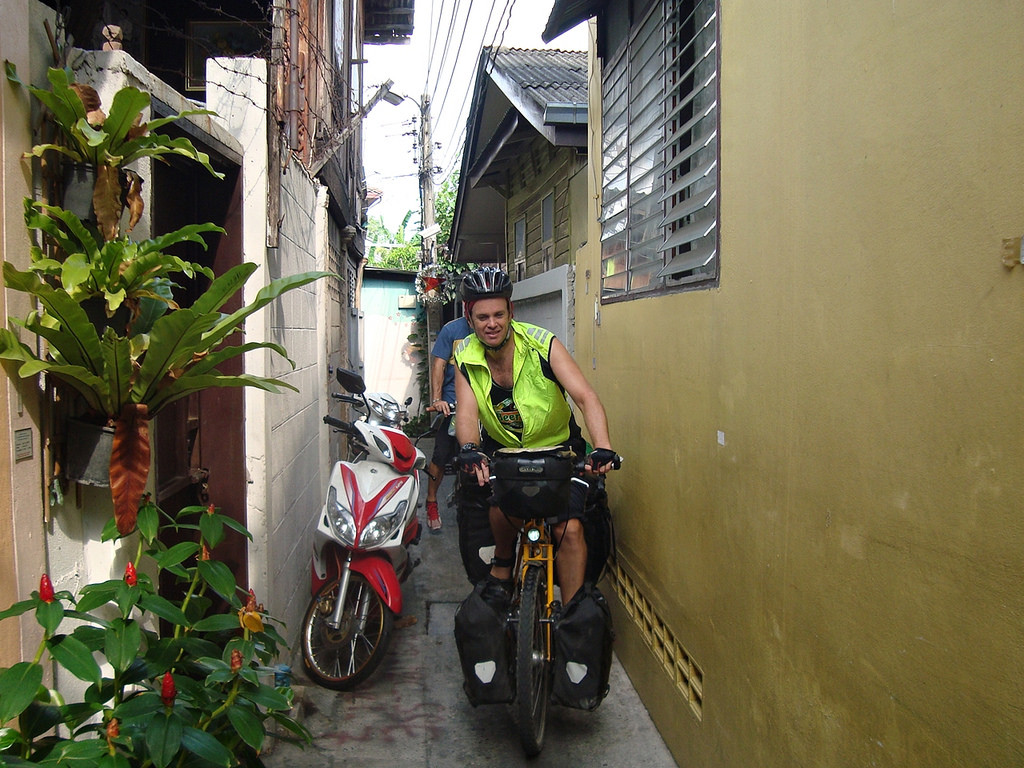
xmin=205 ymin=270 xmax=333 ymax=349
xmin=196 ymin=560 xmax=237 ymax=605
xmin=188 ymin=262 xmax=258 ymax=316
xmin=113 ymin=690 xmax=162 ymax=721
xmin=190 ymin=614 xmax=241 ymax=633
xmin=0 ymin=598 xmax=36 ymax=621
xmin=36 ymin=599 xmax=65 ymax=635
xmin=145 ymin=371 xmax=299 ymax=415
xmin=104 ymin=618 xmax=142 ymax=673
xmin=132 ymin=308 xmax=219 ymax=407
xmin=0 ymin=662 xmax=43 ymax=723
xmin=151 ymin=540 xmax=200 ymax=570
xmin=138 ymin=594 xmax=190 ymax=627
xmin=99 ymin=331 xmax=133 ymax=415
xmin=172 ymin=340 xmax=292 ymax=379
xmin=120 ymin=134 xmax=225 ymax=180
xmin=147 ymin=711 xmax=184 ymax=768
xmin=39 ymin=736 xmax=108 ymax=765
xmin=47 ymin=634 xmax=101 ymax=685
xmin=240 ymin=683 xmax=291 ymax=711
xmin=137 ymin=222 xmax=225 ymax=262
xmin=3 ymin=263 xmax=104 ymax=372
xmin=24 ymin=200 xmax=103 ymax=262
xmin=227 ymin=703 xmax=265 ymax=751
xmin=181 ymin=725 xmax=234 ymax=766
xmin=101 ymin=86 xmax=151 ymax=153
xmin=199 ymin=513 xmax=225 ymax=549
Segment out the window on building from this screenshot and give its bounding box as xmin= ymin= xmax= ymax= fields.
xmin=542 ymin=193 xmax=555 ymax=270
xmin=600 ymin=0 xmax=718 ymax=300
xmin=514 ymin=217 xmax=526 ymax=278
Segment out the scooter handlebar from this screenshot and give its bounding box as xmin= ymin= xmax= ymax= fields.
xmin=323 ymin=414 xmax=356 ymax=434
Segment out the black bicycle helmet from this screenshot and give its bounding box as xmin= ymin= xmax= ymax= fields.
xmin=460 ymin=267 xmax=513 ymax=303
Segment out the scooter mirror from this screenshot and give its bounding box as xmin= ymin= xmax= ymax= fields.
xmin=404 ymin=397 xmax=413 ymax=406
xmin=335 ymin=367 xmax=366 ymax=394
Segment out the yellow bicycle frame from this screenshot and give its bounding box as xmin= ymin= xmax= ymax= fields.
xmin=518 ymin=520 xmax=557 ymax=660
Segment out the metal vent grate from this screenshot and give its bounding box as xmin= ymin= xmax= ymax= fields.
xmin=609 ymin=562 xmax=703 ymax=720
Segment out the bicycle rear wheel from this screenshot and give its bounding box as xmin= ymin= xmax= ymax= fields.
xmin=515 ymin=562 xmax=551 ymax=756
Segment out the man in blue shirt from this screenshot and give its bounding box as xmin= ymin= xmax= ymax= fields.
xmin=424 ymin=315 xmax=472 ymax=531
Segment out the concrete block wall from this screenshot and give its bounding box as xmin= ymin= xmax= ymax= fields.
xmin=208 ymin=59 xmax=330 ymax=645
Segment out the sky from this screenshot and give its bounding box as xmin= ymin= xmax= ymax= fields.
xmin=362 ymin=0 xmax=588 ymax=235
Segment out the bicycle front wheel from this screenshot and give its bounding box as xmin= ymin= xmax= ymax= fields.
xmin=515 ymin=562 xmax=551 ymax=757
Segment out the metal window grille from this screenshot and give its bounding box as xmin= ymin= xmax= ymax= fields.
xmin=600 ymin=0 xmax=719 ymax=299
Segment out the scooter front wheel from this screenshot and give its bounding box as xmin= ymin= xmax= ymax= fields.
xmin=301 ymin=573 xmax=394 ymax=690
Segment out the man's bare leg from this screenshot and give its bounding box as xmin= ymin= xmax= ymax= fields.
xmin=553 ymin=518 xmax=587 ymax=601
xmin=488 ymin=505 xmax=518 ymax=580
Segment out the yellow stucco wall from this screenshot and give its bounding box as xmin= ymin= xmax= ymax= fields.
xmin=0 ymin=0 xmax=50 ymax=668
xmin=577 ymin=4 xmax=1024 ymax=766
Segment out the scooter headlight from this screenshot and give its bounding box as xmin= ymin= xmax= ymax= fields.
xmin=359 ymin=500 xmax=408 ymax=547
xmin=324 ymin=486 xmax=356 ymax=546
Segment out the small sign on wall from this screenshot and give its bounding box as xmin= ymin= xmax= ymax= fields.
xmin=14 ymin=428 xmax=32 ymax=461
xmin=398 ymin=295 xmax=418 ymax=309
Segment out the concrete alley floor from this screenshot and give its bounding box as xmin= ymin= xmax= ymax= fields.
xmin=262 ymin=448 xmax=677 ymax=767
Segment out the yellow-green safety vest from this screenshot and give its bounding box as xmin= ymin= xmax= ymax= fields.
xmin=454 ymin=321 xmax=572 ymax=448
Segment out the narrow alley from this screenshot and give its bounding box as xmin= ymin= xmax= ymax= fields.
xmin=262 ymin=454 xmax=677 ymax=767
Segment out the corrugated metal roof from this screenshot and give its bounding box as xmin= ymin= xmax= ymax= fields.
xmin=487 ymin=47 xmax=587 ymax=112
xmin=364 ymin=0 xmax=415 ymax=43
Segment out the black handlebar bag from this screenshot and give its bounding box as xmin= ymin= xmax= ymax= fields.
xmin=490 ymin=447 xmax=574 ymax=520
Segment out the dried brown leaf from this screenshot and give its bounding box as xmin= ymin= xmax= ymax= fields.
xmin=110 ymin=404 xmax=150 ymax=535
xmin=123 ymin=170 xmax=145 ymax=233
xmin=70 ymin=83 xmax=104 ymax=123
xmin=93 ymin=165 xmax=124 ymax=242
xmin=126 ymin=114 xmax=147 ymax=141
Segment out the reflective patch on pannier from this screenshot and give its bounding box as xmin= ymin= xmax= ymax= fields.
xmin=453 ymin=582 xmax=513 ymax=705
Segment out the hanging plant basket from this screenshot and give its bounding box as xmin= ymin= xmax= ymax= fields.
xmin=65 ymin=418 xmax=114 ymax=487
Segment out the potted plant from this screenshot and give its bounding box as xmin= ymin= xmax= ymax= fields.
xmin=22 ymin=198 xmax=220 ymax=335
xmin=0 ymin=64 xmax=331 ymax=535
xmin=5 ymin=63 xmax=223 ymax=243
xmin=0 ymin=258 xmax=328 ymax=534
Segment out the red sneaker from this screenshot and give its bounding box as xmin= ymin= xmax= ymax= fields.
xmin=426 ymin=500 xmax=442 ymax=533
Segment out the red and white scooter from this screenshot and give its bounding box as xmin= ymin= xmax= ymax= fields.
xmin=301 ymin=367 xmax=425 ymax=689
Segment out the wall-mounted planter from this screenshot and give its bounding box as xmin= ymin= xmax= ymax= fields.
xmin=65 ymin=418 xmax=113 ymax=487
xmin=61 ymin=163 xmax=97 ymax=223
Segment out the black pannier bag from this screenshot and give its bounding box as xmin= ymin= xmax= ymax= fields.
xmin=551 ymin=583 xmax=614 ymax=711
xmin=453 ymin=581 xmax=514 ymax=705
xmin=583 ymin=478 xmax=615 ymax=584
xmin=456 ymin=477 xmax=494 ymax=584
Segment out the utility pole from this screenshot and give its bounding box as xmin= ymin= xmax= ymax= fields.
xmin=418 ymin=93 xmax=437 ymax=266
xmin=417 ymin=93 xmax=442 ymax=362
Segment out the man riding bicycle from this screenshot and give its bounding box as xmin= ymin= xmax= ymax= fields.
xmin=453 ymin=267 xmax=618 ymax=606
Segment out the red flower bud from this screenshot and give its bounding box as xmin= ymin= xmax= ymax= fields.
xmin=161 ymin=671 xmax=176 ymax=707
xmin=200 ymin=543 xmax=211 ymax=561
xmin=230 ymin=649 xmax=243 ymax=674
xmin=245 ymin=588 xmax=258 ymax=612
xmin=124 ymin=561 xmax=137 ymax=586
xmin=39 ymin=574 xmax=54 ymax=603
xmin=206 ymin=503 xmax=215 ymax=515
xmin=106 ymin=717 xmax=120 ymax=739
